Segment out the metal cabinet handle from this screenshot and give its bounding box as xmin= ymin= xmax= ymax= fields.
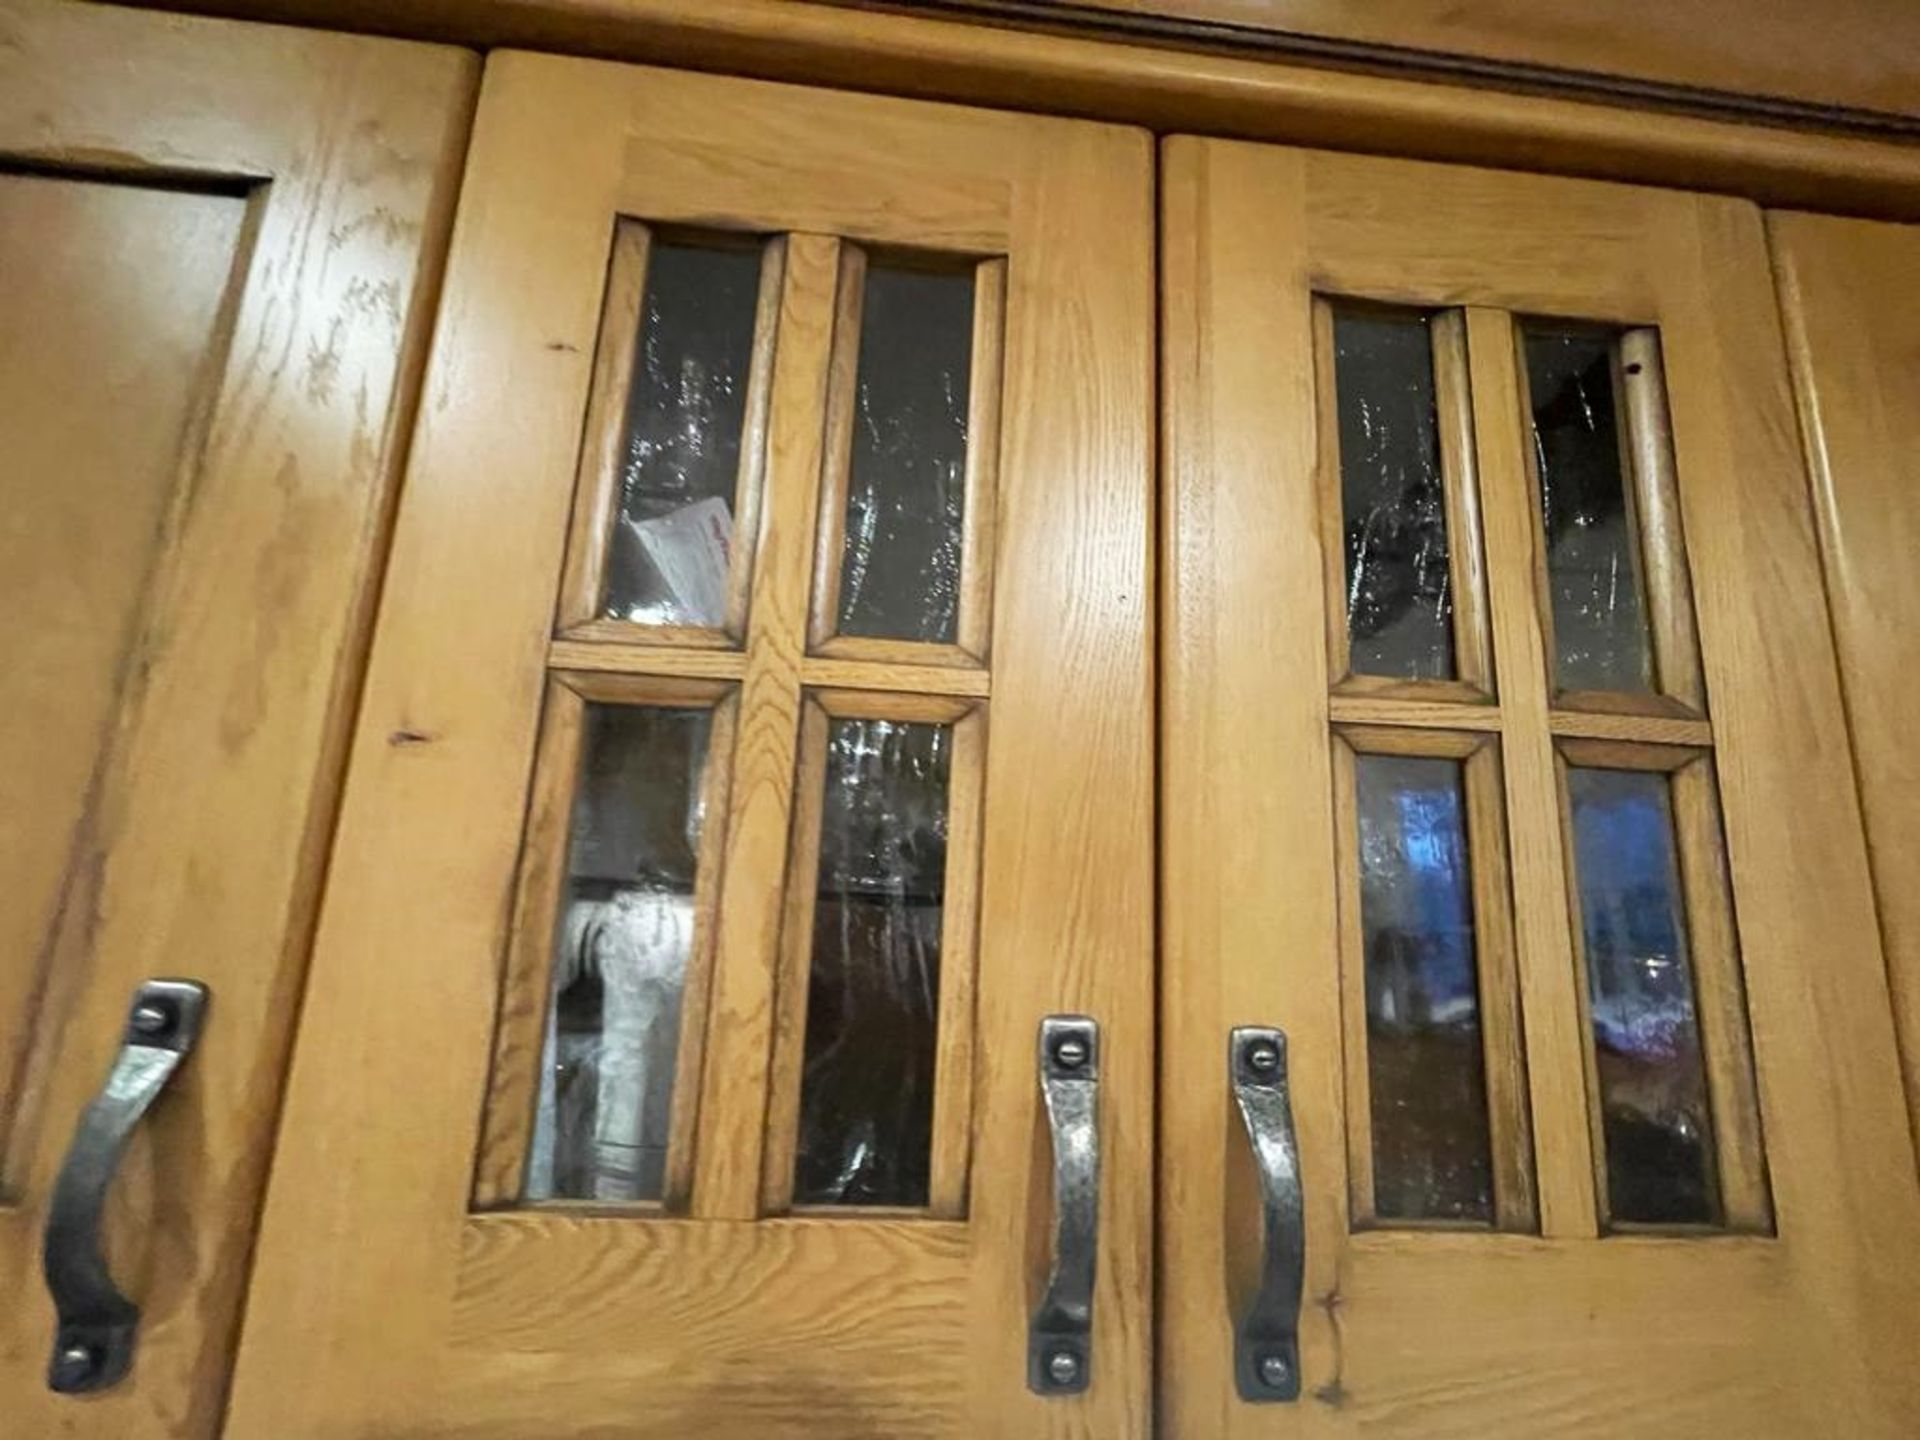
xmin=1230 ymin=1025 xmax=1303 ymax=1402
xmin=1029 ymin=1014 xmax=1099 ymax=1395
xmin=42 ymin=978 xmax=209 ymax=1394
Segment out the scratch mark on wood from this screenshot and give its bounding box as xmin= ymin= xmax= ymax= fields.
xmin=1313 ymin=1280 xmax=1348 ymax=1408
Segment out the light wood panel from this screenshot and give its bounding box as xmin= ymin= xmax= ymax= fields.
xmin=693 ymin=229 xmax=840 ymax=1220
xmin=1463 ymin=305 xmax=1601 ymax=1243
xmin=0 ymin=4 xmax=472 ymax=1437
xmin=0 ymin=176 xmax=244 ymax=1168
xmin=1616 ymin=329 xmax=1708 ymax=713
xmin=1770 ymin=211 xmax=1920 ymax=1167
xmin=141 ymin=0 xmax=1920 ymax=221
xmin=230 ymin=54 xmax=1153 ymax=1438
xmin=546 ymin=638 xmax=994 ymax=697
xmin=449 ymin=1215 xmax=971 ymax=1432
xmin=1162 ymin=134 xmax=1920 ymax=1437
xmin=1160 ymin=136 xmax=1349 ymax=1440
xmin=1002 ymin=0 xmax=1920 ymax=121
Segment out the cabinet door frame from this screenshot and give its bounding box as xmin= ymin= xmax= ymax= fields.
xmin=229 ymin=53 xmax=1154 ymax=1439
xmin=0 ymin=4 xmax=473 ymax=1436
xmin=1770 ymin=211 xmax=1920 ymax=1168
xmin=1160 ymin=135 xmax=1920 ymax=1437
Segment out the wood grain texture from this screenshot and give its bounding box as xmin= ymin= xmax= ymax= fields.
xmin=692 ymin=229 xmax=838 ymax=1221
xmin=1326 ymin=695 xmax=1498 ymax=732
xmin=547 ymin=638 xmax=994 ymax=697
xmin=231 ymin=53 xmax=1152 ymax=1438
xmin=1642 ymin=187 xmax=1920 ymax=1429
xmin=1159 ymin=135 xmax=1351 ymax=1440
xmin=1432 ymin=308 xmax=1496 ymax=697
xmin=1328 ymin=731 xmax=1377 ymax=1224
xmin=1617 ymin=328 xmax=1708 ymax=713
xmin=446 ymin=1215 xmax=971 ymax=1436
xmin=755 ymin=697 xmax=831 ymax=1214
xmin=1162 ymin=134 xmax=1920 ymax=1436
xmin=805 ymin=241 xmax=870 ymax=653
xmin=0 ymin=5 xmax=473 ymax=1436
xmin=471 ymin=680 xmax=591 ymax=1209
xmin=1468 ymin=304 xmax=1606 ymax=1244
xmin=556 ymin=220 xmax=653 ymax=633
xmin=1463 ymin=740 xmax=1536 ymax=1233
xmin=225 ymin=50 xmax=646 ymax=1440
xmin=134 ymin=0 xmax=1920 ymax=219
xmin=1670 ymin=754 xmax=1770 ymax=1234
xmin=1769 ymin=210 xmax=1920 ymax=1168
xmin=1546 ymin=709 xmax=1714 ymax=747
xmin=986 ymin=0 xmax=1920 ymax=121
xmin=927 ymin=706 xmax=987 ymax=1218
xmin=0 ymin=176 xmax=244 ymax=1174
xmin=955 ymin=258 xmax=1007 ymax=664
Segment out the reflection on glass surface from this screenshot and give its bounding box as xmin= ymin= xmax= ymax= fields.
xmin=1524 ymin=325 xmax=1655 ymax=694
xmin=1330 ymin=305 xmax=1456 ymax=681
xmin=527 ymin=705 xmax=713 ymax=1202
xmin=602 ymin=239 xmax=763 ymax=627
xmin=1565 ymin=766 xmax=1721 ymax=1226
xmin=836 ymin=262 xmax=975 ymax=645
xmin=795 ymin=718 xmax=952 ymax=1206
xmin=1354 ymin=754 xmax=1493 ymax=1223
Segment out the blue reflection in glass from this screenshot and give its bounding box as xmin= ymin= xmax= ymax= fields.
xmin=1566 ymin=766 xmax=1720 ymax=1226
xmin=1355 ymin=754 xmax=1492 ymax=1223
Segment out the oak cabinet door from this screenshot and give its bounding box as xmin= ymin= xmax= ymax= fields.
xmin=228 ymin=55 xmax=1154 ymax=1439
xmin=1161 ymin=137 xmax=1920 ymax=1436
xmin=1770 ymin=212 xmax=1920 ymax=1163
xmin=0 ymin=3 xmax=471 ymax=1436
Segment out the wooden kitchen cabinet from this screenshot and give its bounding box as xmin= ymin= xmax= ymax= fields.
xmin=225 ymin=52 xmax=1155 ymax=1440
xmin=1769 ymin=213 xmax=1920 ymax=1167
xmin=1159 ymin=137 xmax=1920 ymax=1436
xmin=0 ymin=3 xmax=473 ymax=1437
xmin=4 ymin=3 xmax=1919 ymax=1437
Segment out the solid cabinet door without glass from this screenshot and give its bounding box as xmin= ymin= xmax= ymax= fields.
xmin=1162 ymin=138 xmax=1920 ymax=1437
xmin=230 ymin=56 xmax=1154 ymax=1438
xmin=0 ymin=5 xmax=468 ymax=1437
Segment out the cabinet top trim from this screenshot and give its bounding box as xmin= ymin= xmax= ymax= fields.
xmin=139 ymin=0 xmax=1920 ymax=219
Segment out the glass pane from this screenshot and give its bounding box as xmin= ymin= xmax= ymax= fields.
xmin=1524 ymin=325 xmax=1655 ymax=693
xmin=1565 ymin=766 xmax=1721 ymax=1226
xmin=795 ymin=718 xmax=953 ymax=1206
xmin=1330 ymin=305 xmax=1456 ymax=681
xmin=602 ymin=239 xmax=763 ymax=627
xmin=835 ymin=262 xmax=975 ymax=645
xmin=527 ymin=704 xmax=714 ymax=1202
xmin=1354 ymin=754 xmax=1494 ymax=1223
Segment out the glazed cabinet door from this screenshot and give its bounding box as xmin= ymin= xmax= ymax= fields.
xmin=0 ymin=4 xmax=469 ymax=1436
xmin=1161 ymin=138 xmax=1920 ymax=1436
xmin=229 ymin=56 xmax=1153 ymax=1439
